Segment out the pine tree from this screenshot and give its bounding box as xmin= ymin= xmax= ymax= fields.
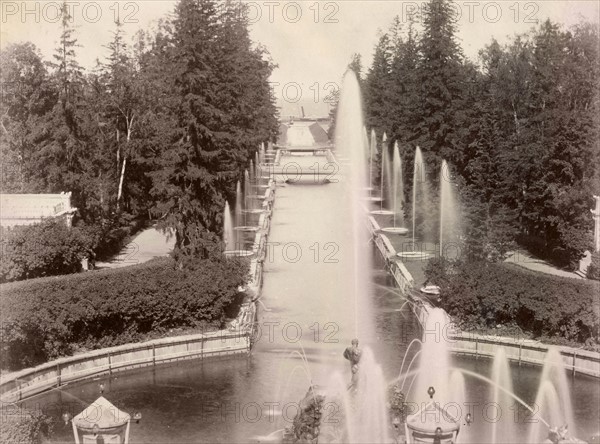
xmin=388 ymin=15 xmax=420 ymax=146
xmin=147 ymin=0 xmax=278 ymax=262
xmin=364 ymin=32 xmax=393 ymax=133
xmin=0 ymin=43 xmax=53 ymax=192
xmin=415 ymin=0 xmax=466 ymax=168
xmin=36 ymin=1 xmax=90 ymax=199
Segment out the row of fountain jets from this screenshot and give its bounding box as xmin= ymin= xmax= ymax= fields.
xmin=222 ymin=130 xmax=460 ymax=258
xmin=330 ymin=116 xmax=578 ymax=442
xmin=360 ymin=129 xmax=459 ymax=256
xmin=222 ymin=144 xmax=274 ymax=254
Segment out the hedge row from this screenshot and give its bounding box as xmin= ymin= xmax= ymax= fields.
xmin=0 ymin=219 xmax=95 ymax=283
xmin=0 ymin=257 xmax=249 ymax=371
xmin=0 ymin=407 xmax=52 ymax=444
xmin=587 ymin=251 xmax=600 ymax=281
xmin=426 ymin=258 xmax=600 ymax=347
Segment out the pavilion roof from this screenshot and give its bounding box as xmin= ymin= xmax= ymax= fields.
xmin=73 ymin=396 xmax=130 ymax=431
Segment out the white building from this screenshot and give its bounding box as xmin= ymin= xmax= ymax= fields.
xmin=0 ymin=192 xmax=77 ymax=228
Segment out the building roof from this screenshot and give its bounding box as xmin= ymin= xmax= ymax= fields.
xmin=73 ymin=396 xmax=130 ymax=431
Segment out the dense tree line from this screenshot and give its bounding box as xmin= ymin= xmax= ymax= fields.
xmin=361 ymin=0 xmax=599 ymax=269
xmin=0 ymin=0 xmax=278 ymax=274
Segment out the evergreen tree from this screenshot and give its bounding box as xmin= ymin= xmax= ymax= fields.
xmin=36 ymin=1 xmax=91 ymax=202
xmin=364 ymin=32 xmax=393 ymax=134
xmin=0 ymin=43 xmax=54 ymax=192
xmin=148 ymin=0 xmax=278 ymax=261
xmin=388 ymin=15 xmax=419 ymax=146
xmin=415 ymin=0 xmax=466 ymax=169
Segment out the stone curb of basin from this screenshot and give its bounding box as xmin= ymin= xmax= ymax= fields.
xmin=366 ymin=215 xmax=600 ymax=379
xmin=0 ymin=178 xmax=278 ymax=403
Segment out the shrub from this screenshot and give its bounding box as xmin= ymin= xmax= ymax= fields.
xmin=0 ymin=219 xmax=96 ymax=283
xmin=426 ymin=259 xmax=600 ymax=346
xmin=587 ymin=251 xmax=600 ymax=281
xmin=0 ymin=407 xmax=53 ymax=444
xmin=0 ymin=256 xmax=249 ymax=370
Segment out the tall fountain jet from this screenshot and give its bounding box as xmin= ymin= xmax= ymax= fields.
xmin=439 ymin=160 xmax=459 ymax=258
xmin=411 ymin=308 xmax=452 ymax=406
xmin=223 ymin=202 xmax=235 ymax=252
xmin=369 ymin=129 xmax=377 ymax=188
xmin=244 ymin=169 xmax=252 ymax=212
xmin=379 ymin=136 xmax=391 ymax=212
xmin=235 ymin=180 xmax=243 ymax=239
xmin=392 ymin=142 xmax=404 ymax=227
xmin=378 ymin=141 xmax=408 ymax=235
xmin=333 ymin=70 xmax=389 ymax=442
xmin=255 ymin=151 xmax=260 ymax=181
xmin=335 ymin=70 xmax=374 ymax=341
xmin=491 ymin=348 xmax=517 ymax=444
xmin=529 ymin=348 xmax=576 ymax=443
xmin=371 ymin=135 xmax=392 ymax=216
xmin=362 ymin=127 xmax=370 ymax=190
xmin=412 ymin=146 xmax=428 ymax=246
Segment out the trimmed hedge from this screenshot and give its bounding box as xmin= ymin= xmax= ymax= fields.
xmin=0 ymin=407 xmax=52 ymax=444
xmin=426 ymin=258 xmax=600 ymax=348
xmin=0 ymin=219 xmax=96 ymax=283
xmin=587 ymin=251 xmax=600 ymax=281
xmin=0 ymin=256 xmax=249 ymax=371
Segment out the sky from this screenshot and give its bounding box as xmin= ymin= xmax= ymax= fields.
xmin=2 ymin=0 xmax=599 ymax=117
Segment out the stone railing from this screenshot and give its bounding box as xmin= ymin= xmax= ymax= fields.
xmin=449 ymin=332 xmax=600 ymax=378
xmin=0 ymin=328 xmax=253 ymax=403
xmin=367 ymin=215 xmax=415 ymax=295
xmin=0 ymin=175 xmax=278 ymax=403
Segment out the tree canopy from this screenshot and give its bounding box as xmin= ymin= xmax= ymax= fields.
xmin=362 ymin=0 xmax=599 ymax=268
xmin=0 ymin=0 xmax=278 ymax=274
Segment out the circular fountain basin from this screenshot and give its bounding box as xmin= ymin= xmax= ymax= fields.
xmin=396 ymin=251 xmax=433 ymax=260
xmin=380 ymin=227 xmax=409 ymax=235
xmin=223 ymin=250 xmax=254 ymax=258
xmin=234 ymin=226 xmax=260 ymax=232
xmin=370 ymin=210 xmax=394 ymax=216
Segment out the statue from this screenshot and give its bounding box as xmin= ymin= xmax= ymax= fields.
xmin=547 ymin=425 xmax=568 ymax=444
xmin=347 ymin=364 xmax=359 ymax=392
xmin=343 ymin=339 xmax=362 ymax=368
xmin=343 ymin=339 xmax=362 ymax=392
